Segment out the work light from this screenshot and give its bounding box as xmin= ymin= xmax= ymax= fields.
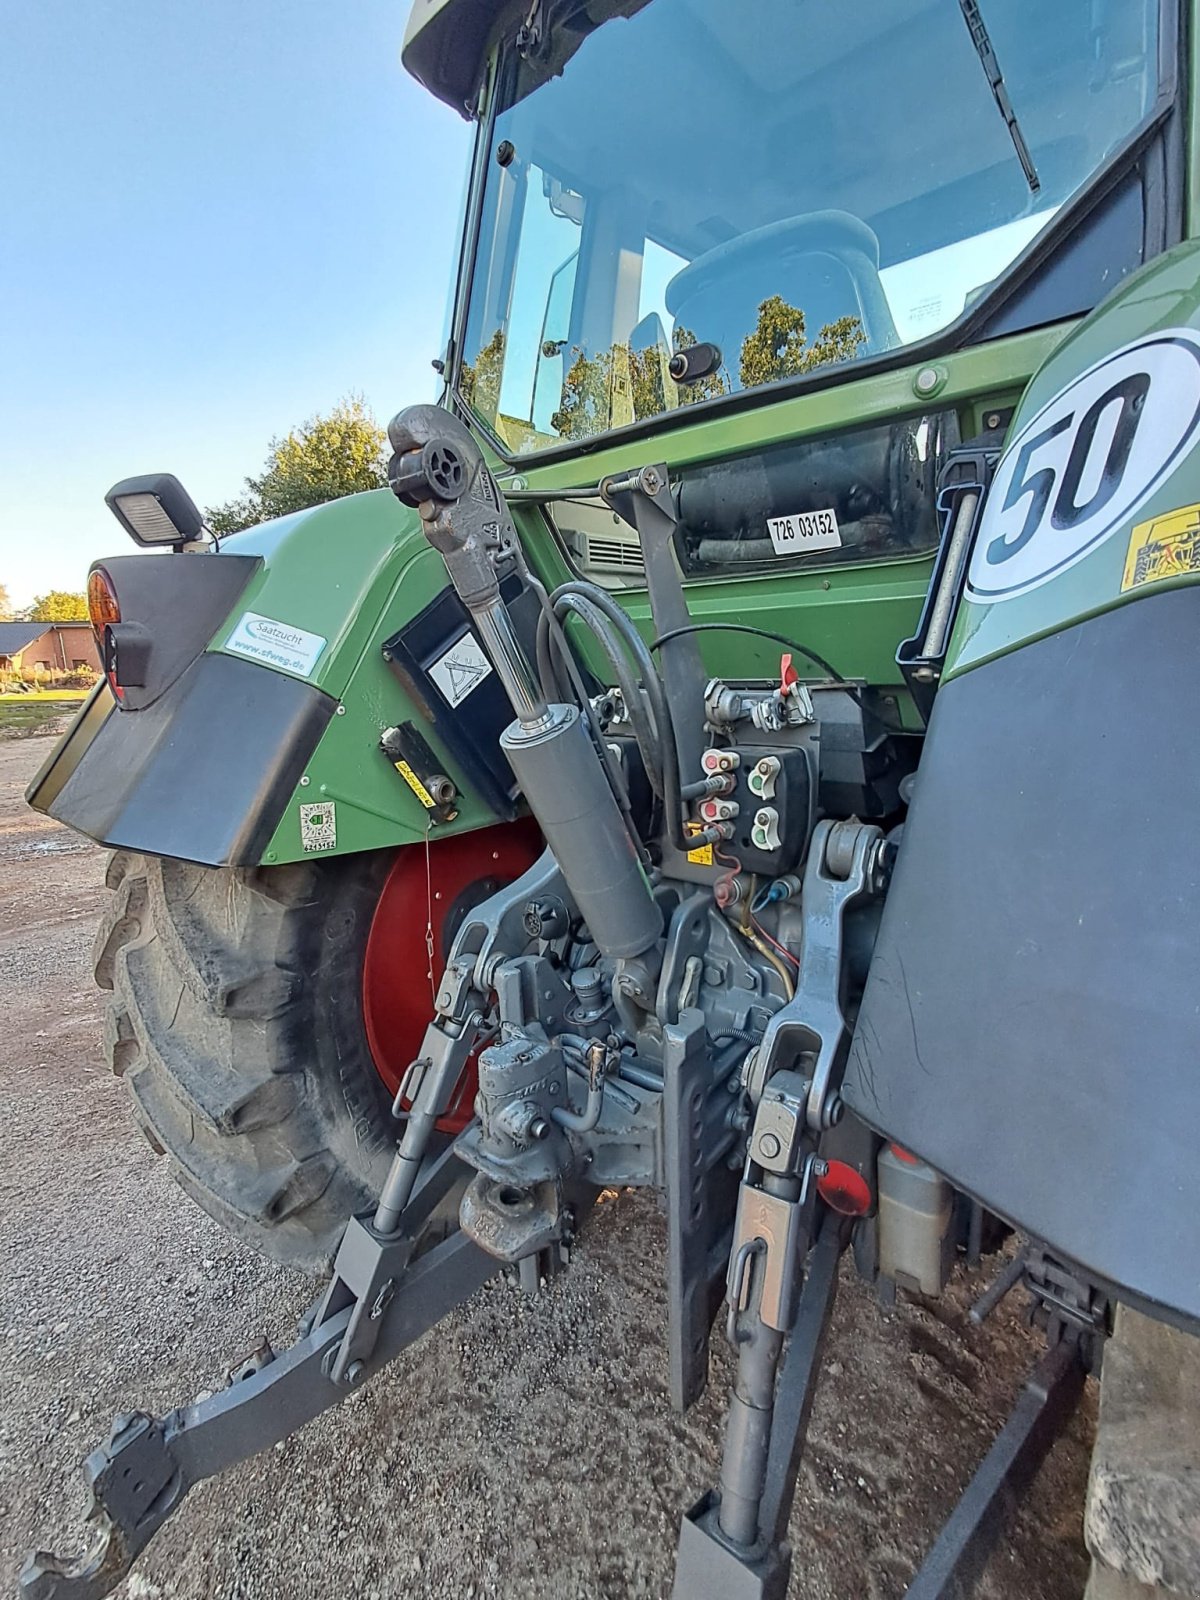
xmin=104 ymin=473 xmax=205 ymax=548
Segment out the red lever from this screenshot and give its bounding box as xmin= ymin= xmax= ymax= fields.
xmin=780 ymin=652 xmax=799 ymax=694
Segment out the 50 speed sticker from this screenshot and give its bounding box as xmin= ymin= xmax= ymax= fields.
xmin=966 ymin=329 xmax=1200 ymax=603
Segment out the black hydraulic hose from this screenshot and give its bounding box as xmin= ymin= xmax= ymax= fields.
xmin=548 ymin=580 xmax=690 ymax=853
xmin=547 ymin=592 xmax=665 ymax=798
xmin=520 ymin=565 xmax=649 ymax=863
xmin=534 ymin=603 xmax=571 ymax=703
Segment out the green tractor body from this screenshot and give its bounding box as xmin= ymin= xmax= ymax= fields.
xmin=22 ymin=0 xmax=1200 ymax=1593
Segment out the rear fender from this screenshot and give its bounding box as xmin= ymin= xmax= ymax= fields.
xmin=843 ymin=240 xmax=1200 ymax=1329
xmin=27 ymin=488 xmax=517 ymax=866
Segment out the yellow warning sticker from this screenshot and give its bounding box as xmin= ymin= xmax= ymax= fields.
xmin=685 ymin=822 xmax=714 ymax=867
xmin=1122 ymin=502 xmax=1200 ymax=592
xmin=394 ymin=759 xmax=436 ymax=810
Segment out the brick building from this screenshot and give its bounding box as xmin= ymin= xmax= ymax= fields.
xmin=0 ymin=621 xmax=100 ymax=676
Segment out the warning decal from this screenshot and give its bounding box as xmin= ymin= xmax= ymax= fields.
xmin=1122 ymin=502 xmax=1200 ymax=592
xmin=685 ymin=821 xmax=714 ymax=867
xmin=395 ymin=759 xmax=435 ymax=809
xmin=429 ymin=632 xmax=493 ymax=708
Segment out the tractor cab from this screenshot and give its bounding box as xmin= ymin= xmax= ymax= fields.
xmin=406 ymin=0 xmax=1162 ymax=461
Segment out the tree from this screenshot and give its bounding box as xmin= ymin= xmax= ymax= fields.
xmin=458 ymin=329 xmax=507 ymax=424
xmin=28 ymin=590 xmax=88 ymax=622
xmin=738 ymin=296 xmax=865 ymax=389
xmin=545 ymin=300 xmax=863 ymax=440
xmin=0 ymin=583 xmax=12 ymax=621
xmin=206 ymin=395 xmax=389 ymax=535
xmin=550 ymin=336 xmax=687 ymax=440
xmin=551 ymin=344 xmax=618 ymax=440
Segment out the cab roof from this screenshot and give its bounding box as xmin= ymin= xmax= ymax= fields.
xmin=401 ymin=0 xmax=524 ymax=115
xmin=402 ymin=1 xmax=649 ymax=115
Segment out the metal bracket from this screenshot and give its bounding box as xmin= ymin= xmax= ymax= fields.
xmin=601 ymin=464 xmax=706 ymax=782
xmin=726 ymin=1136 xmax=824 ymax=1339
xmin=663 ymin=1008 xmax=720 ymax=1411
xmin=317 ymin=1142 xmax=469 ymax=1385
xmin=657 ymin=892 xmax=713 ymax=1028
xmin=749 ymin=819 xmax=882 ymax=1133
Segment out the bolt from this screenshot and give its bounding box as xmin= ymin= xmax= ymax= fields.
xmin=812 ymin=1157 xmax=830 ymax=1178
xmin=345 ymin=1360 xmax=366 ymax=1386
xmin=299 ymin=775 xmax=310 ymax=787
xmin=758 ymin=1131 xmax=782 ymax=1160
xmin=336 ymin=704 xmax=346 ymax=716
xmin=915 ymin=366 xmax=941 ymax=395
xmin=640 ymin=465 xmax=661 ymax=494
xmin=529 ymin=1117 xmax=550 ymax=1141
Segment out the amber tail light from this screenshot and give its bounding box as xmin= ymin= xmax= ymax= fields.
xmin=87 ymin=568 xmax=123 ymax=697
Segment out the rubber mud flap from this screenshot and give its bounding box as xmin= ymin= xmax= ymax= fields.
xmin=27 ymin=651 xmax=334 ymax=866
xmin=843 ymin=585 xmax=1200 ymax=1327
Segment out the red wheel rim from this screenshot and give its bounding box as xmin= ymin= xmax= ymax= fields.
xmin=362 ymin=818 xmax=542 ymax=1132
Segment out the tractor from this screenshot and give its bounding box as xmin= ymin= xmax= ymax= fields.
xmin=21 ymin=0 xmax=1200 ymax=1594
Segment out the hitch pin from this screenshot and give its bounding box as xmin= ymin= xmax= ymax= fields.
xmin=725 ymin=1238 xmax=766 ymax=1347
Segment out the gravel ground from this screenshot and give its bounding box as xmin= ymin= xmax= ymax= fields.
xmin=0 ymin=733 xmax=1095 ymax=1599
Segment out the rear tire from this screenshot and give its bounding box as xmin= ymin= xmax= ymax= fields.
xmin=94 ymin=849 xmax=398 ymax=1272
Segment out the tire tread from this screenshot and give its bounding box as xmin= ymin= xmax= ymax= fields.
xmin=95 ymin=850 xmax=390 ymax=1270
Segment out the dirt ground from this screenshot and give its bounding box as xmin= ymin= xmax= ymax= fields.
xmin=0 ymin=732 xmax=1095 ymax=1599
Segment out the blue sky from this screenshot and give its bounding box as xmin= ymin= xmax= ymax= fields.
xmin=0 ymin=0 xmax=470 ymax=607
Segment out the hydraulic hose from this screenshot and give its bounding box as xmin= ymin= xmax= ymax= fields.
xmin=520 ymin=566 xmax=647 ymax=863
xmin=544 ymin=592 xmax=665 ymax=797
xmin=544 ymin=580 xmax=690 ymax=854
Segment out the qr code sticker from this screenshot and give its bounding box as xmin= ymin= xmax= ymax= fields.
xmin=299 ymin=800 xmax=337 ymax=852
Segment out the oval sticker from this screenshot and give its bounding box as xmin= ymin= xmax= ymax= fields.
xmin=967 ymin=329 xmax=1200 ymax=602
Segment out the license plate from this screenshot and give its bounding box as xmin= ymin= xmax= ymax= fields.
xmin=766 ymin=507 xmax=842 ymax=556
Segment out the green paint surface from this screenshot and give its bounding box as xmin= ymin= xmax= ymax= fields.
xmin=206 ymin=491 xmax=512 ymax=863
xmin=188 ymin=327 xmax=1088 ymax=863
